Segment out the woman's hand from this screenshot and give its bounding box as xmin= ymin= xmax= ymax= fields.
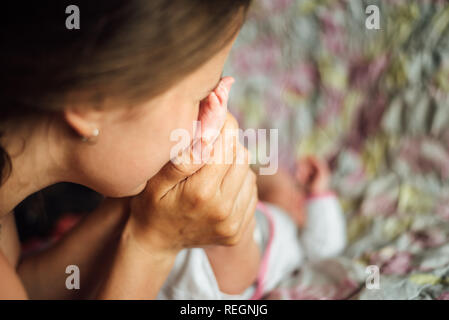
xmin=125 ymin=112 xmax=257 ymax=255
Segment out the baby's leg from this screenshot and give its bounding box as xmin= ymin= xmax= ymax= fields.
xmin=257 ymin=156 xmax=333 ymax=228
xmin=300 ymin=194 xmax=347 ymax=260
xmin=257 ymin=156 xmax=347 ymax=260
xmin=256 ymin=168 xmax=306 ymax=227
xmin=295 ymin=157 xmax=347 ymax=259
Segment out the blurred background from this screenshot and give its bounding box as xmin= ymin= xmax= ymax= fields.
xmin=16 ymin=0 xmax=449 ymax=299
xmin=226 ymin=0 xmax=449 ymax=299
xmin=224 ymin=0 xmax=449 ymax=247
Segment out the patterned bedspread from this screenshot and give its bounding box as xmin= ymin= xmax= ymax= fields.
xmin=224 ymin=0 xmax=449 ymax=300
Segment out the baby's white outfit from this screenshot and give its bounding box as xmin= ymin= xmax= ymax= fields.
xmin=157 ymin=193 xmax=347 ymax=299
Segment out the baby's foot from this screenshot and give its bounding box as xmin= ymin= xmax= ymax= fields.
xmin=171 ymin=76 xmax=234 ymax=169
xmin=295 ymin=156 xmax=331 ymax=196
xmin=193 ymin=76 xmax=234 ymax=161
xmin=257 ymin=167 xmax=307 ymax=227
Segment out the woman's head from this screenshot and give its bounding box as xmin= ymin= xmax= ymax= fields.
xmin=0 ymin=0 xmax=251 ymax=196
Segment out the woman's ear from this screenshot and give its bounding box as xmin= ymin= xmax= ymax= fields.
xmin=63 ymin=108 xmax=101 ymax=140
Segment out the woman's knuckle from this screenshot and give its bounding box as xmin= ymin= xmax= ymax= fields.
xmin=190 ymin=188 xmax=213 ymax=205
xmin=211 ymin=206 xmax=230 ymax=222
xmin=223 ymin=234 xmax=241 ymax=246
xmin=215 ymin=221 xmax=234 ymax=238
xmin=223 ymin=220 xmax=240 ymax=238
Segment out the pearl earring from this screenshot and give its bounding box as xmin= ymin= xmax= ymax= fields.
xmin=82 ymin=128 xmax=100 ymax=142
xmin=92 ymin=128 xmax=100 ymax=137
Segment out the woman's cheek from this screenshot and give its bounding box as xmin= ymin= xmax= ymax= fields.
xmin=130 ymin=100 xmax=199 ymax=183
xmin=170 ymin=102 xmax=199 ymax=147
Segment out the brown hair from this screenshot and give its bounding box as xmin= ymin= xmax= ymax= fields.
xmin=0 ymin=0 xmax=252 ymax=184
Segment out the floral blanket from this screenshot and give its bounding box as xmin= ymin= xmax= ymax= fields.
xmin=224 ymin=0 xmax=449 ymax=300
